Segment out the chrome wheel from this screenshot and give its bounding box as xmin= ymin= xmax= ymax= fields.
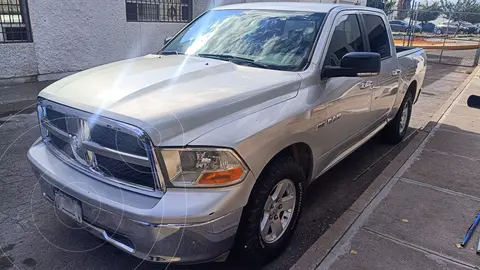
xmin=399 ymin=101 xmax=410 ymax=134
xmin=260 ymin=179 xmax=296 ymax=244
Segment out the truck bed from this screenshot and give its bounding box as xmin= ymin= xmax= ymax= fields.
xmin=396 ymin=46 xmax=424 ymax=58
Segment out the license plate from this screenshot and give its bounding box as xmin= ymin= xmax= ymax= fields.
xmin=54 ymin=191 xmax=82 ymax=223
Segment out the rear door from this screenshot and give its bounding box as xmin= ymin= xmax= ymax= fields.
xmin=361 ymin=12 xmax=400 ymax=125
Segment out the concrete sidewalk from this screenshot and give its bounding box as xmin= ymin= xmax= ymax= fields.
xmin=293 ymin=68 xmax=480 ymax=269
xmin=0 ymin=80 xmax=54 ymax=117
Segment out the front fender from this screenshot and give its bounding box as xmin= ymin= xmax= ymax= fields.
xmin=188 ymin=100 xmax=318 ymax=180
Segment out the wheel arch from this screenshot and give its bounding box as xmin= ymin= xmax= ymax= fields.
xmin=407 ymin=80 xmax=418 ymax=103
xmin=257 ymin=142 xmax=314 ymax=183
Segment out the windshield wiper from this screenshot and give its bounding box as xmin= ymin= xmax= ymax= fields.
xmin=196 ymin=53 xmax=251 ymax=62
xmin=196 ymin=53 xmax=275 ymax=70
xmin=159 ymin=51 xmax=184 ymax=55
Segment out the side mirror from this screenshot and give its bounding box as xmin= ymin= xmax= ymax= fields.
xmin=164 ymin=36 xmax=173 ymax=45
xmin=323 ymin=52 xmax=381 ymax=78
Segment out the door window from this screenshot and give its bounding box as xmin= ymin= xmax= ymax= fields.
xmin=363 ymin=14 xmax=391 ymax=59
xmin=324 ymin=14 xmax=364 ymax=67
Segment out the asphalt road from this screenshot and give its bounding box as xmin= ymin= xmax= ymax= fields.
xmin=0 ymin=62 xmax=474 ymax=270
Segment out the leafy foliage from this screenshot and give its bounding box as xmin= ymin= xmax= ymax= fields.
xmin=367 ymin=0 xmax=396 ymax=15
xmin=385 ymin=0 xmax=397 ymax=15
xmin=439 ymin=0 xmax=480 ymax=24
xmin=416 ymin=3 xmax=442 ymax=23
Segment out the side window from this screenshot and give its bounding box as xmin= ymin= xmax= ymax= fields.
xmin=363 ymin=14 xmax=391 ymax=59
xmin=325 ymin=14 xmax=364 ymax=67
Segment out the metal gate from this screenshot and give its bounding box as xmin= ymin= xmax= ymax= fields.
xmin=383 ymin=5 xmax=480 ymax=67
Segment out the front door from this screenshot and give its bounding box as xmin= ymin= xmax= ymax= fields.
xmin=318 ymin=12 xmax=373 ymax=166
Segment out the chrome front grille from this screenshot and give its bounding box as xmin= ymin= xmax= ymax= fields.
xmin=37 ymin=99 xmax=164 ymax=194
xmin=95 ymin=154 xmax=154 ymax=187
xmin=90 ymin=125 xmax=147 ymax=157
xmin=45 ymin=108 xmax=67 ymax=131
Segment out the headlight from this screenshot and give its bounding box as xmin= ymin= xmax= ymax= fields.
xmin=159 ymin=148 xmax=248 ymax=187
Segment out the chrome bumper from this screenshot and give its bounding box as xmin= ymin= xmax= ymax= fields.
xmin=28 ymin=139 xmax=252 ymax=263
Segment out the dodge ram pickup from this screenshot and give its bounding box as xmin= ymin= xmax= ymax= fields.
xmin=28 ymin=2 xmax=426 ymax=265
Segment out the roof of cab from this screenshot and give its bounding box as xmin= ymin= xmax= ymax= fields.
xmin=214 ymin=2 xmax=348 ymax=13
xmin=213 ymin=2 xmax=384 ymax=14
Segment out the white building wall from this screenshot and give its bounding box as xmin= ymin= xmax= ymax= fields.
xmin=1 ymin=0 xmax=198 ymax=81
xmin=0 ymin=43 xmax=37 ymax=79
xmin=0 ymin=0 xmax=364 ymax=82
xmin=27 ymin=0 xmax=187 ymax=79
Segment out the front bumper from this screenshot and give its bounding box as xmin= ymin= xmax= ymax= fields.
xmin=28 ymin=139 xmax=254 ymax=263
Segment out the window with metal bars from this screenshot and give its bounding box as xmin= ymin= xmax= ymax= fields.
xmin=0 ymin=0 xmax=32 ymax=43
xmin=126 ymin=0 xmax=192 ymax=23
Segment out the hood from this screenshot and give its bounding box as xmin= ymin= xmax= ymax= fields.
xmin=40 ymin=55 xmax=302 ymax=146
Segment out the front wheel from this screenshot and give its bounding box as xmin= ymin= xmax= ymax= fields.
xmin=382 ymin=90 xmax=413 ymax=144
xmin=231 ymin=157 xmax=305 ymax=265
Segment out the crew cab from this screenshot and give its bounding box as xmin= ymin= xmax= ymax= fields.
xmin=28 ymin=3 xmax=426 ymax=265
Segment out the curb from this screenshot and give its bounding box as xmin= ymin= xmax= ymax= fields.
xmin=0 ymin=80 xmax=54 ymax=118
xmin=0 ymin=99 xmax=38 ymax=118
xmin=290 ymin=65 xmax=480 ymax=270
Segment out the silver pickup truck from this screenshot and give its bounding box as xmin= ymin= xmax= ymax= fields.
xmin=28 ymin=2 xmax=426 ymax=265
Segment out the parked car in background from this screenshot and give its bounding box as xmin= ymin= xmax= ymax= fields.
xmin=474 ymin=23 xmax=480 ymax=34
xmin=475 ymin=23 xmax=480 ymax=34
xmin=389 ymin=20 xmax=422 ymax=33
xmin=459 ymin=21 xmax=476 ymax=33
xmin=418 ymin=22 xmax=437 ymax=33
xmin=29 ymin=3 xmax=426 ymax=265
xmin=436 ymin=22 xmax=468 ymax=34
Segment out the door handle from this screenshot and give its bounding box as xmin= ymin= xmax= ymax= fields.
xmin=391 ymin=69 xmax=401 ymax=76
xmin=359 ymin=80 xmax=373 ymax=89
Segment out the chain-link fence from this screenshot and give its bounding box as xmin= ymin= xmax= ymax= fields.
xmin=384 ymin=7 xmax=480 ymax=66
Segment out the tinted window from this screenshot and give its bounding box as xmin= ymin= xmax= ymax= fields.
xmin=363 ymin=14 xmax=391 ymax=58
xmin=324 ymin=14 xmax=364 ymax=67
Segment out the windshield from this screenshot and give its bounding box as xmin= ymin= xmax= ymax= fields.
xmin=161 ymin=9 xmax=326 ymax=71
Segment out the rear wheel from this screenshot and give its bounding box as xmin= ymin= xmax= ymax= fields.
xmin=382 ymin=90 xmax=413 ymax=144
xmin=231 ymin=157 xmax=305 ymax=265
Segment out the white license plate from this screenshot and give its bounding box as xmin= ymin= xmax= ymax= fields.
xmin=54 ymin=191 xmax=82 ymax=223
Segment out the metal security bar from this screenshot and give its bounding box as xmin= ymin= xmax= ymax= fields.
xmin=0 ymin=0 xmax=32 ymax=43
xmin=126 ymin=0 xmax=192 ymax=23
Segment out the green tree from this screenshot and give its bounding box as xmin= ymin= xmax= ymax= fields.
xmin=416 ymin=3 xmax=442 ymax=23
xmin=462 ymin=5 xmax=480 ymax=24
xmin=385 ymin=0 xmax=397 ymax=15
xmin=440 ymin=0 xmax=480 ymax=23
xmin=367 ymin=0 xmax=384 ymax=9
xmin=366 ymin=0 xmax=396 ymax=15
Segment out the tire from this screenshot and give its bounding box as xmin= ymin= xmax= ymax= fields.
xmin=231 ymin=156 xmax=306 ymax=265
xmin=382 ymin=90 xmax=413 ymax=144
